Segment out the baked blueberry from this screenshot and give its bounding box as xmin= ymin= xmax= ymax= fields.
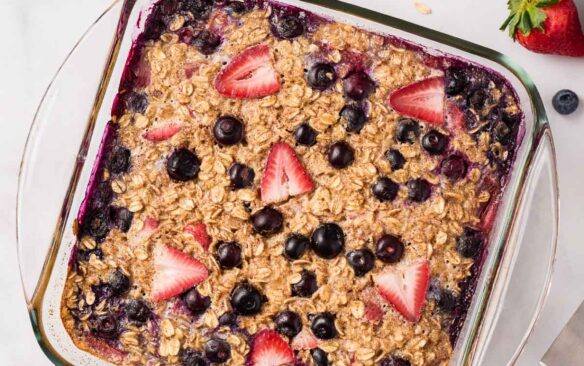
xmin=215 ymin=241 xmax=242 ymax=269
xmin=224 ymin=1 xmax=247 ymax=17
xmin=385 ymin=148 xmax=405 ymax=170
xmin=327 ymin=141 xmax=355 ymax=169
xmin=310 ymin=312 xmax=337 ymax=340
xmin=91 ymin=182 xmax=113 ymax=210
xmin=445 ymin=67 xmax=467 ymax=96
xmin=311 ymin=223 xmax=345 ymax=259
xmin=421 ymin=130 xmax=449 ymax=155
xmin=251 ymin=206 xmax=284 ymax=236
xmin=379 ymin=356 xmax=411 ymax=366
xmin=183 ymin=287 xmax=211 ymax=314
xmin=218 ymin=312 xmax=238 ymax=327
xmin=395 ymin=119 xmax=420 ymax=144
xmin=90 ymin=314 xmax=120 ymax=340
xmin=376 ymin=234 xmax=404 ymax=263
xmin=467 ymin=88 xmax=489 ymax=110
xmin=126 ymin=299 xmax=150 ymax=323
xmin=440 ymin=155 xmax=467 ymax=181
xmin=110 ymin=146 xmax=131 ymax=174
xmin=109 ymin=206 xmax=133 ymax=233
xmin=491 ymin=120 xmax=512 ymax=143
xmin=109 ymin=269 xmax=130 ymax=296
xmin=311 ymin=348 xmax=329 ymax=366
xmin=407 ymin=179 xmax=431 ymax=202
xmin=228 ymin=163 xmax=255 ymax=189
xmin=83 ymin=209 xmax=109 ymax=240
xmin=166 ymin=148 xmax=201 ymax=181
xmin=125 ymin=92 xmax=149 ymax=114
xmin=552 ymin=89 xmax=579 ymax=115
xmin=283 ymin=233 xmax=309 ymax=260
xmin=428 ymin=282 xmax=457 ymax=313
xmin=274 ymin=310 xmax=302 ymax=338
xmin=181 ymin=0 xmax=213 ymax=19
xmin=273 ymin=15 xmax=304 ymax=39
xmin=346 ymin=249 xmax=375 ymax=276
xmin=204 ymin=338 xmax=231 ymax=363
xmin=213 ymin=116 xmax=244 ymax=146
xmin=343 ymin=71 xmax=375 ymax=100
xmin=306 ymin=63 xmax=337 ymax=90
xmin=456 ymin=227 xmax=484 ymax=258
xmin=230 ymin=283 xmax=265 ymax=315
xmin=192 ymin=30 xmax=221 ymax=55
xmin=291 ymin=270 xmax=318 ymax=297
xmin=294 ymin=123 xmax=317 ymax=146
xmin=340 ymin=104 xmax=367 ymax=133
xmin=372 ymin=176 xmax=399 ymax=202
xmin=180 ymin=348 xmax=208 ymax=366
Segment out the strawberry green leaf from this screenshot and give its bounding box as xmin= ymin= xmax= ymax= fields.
xmin=536 ymin=0 xmax=560 ymax=8
xmin=526 ymin=6 xmax=547 ymax=32
xmin=500 ymin=0 xmax=557 ymax=39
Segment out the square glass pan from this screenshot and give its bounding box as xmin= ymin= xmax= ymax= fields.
xmin=16 ymin=0 xmax=559 ymax=365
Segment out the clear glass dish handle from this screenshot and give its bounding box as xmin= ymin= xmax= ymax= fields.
xmin=471 ymin=127 xmax=559 ymax=365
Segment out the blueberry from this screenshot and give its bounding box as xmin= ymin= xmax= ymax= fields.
xmin=327 ymin=141 xmax=355 ymax=169
xmin=395 ymin=119 xmax=420 ymax=144
xmin=109 ymin=269 xmax=130 ymax=296
xmin=90 ymin=314 xmax=120 ymax=340
xmin=180 ymin=348 xmax=208 ymax=366
xmin=274 ymin=310 xmax=302 ymax=338
xmin=126 ymin=299 xmax=151 ymax=323
xmin=213 ymin=116 xmax=244 ymax=146
xmin=346 ymin=249 xmax=375 ymax=276
xmin=181 ymin=0 xmax=213 ymax=19
xmin=273 ymin=15 xmax=304 ymax=39
xmin=166 ymin=148 xmax=201 ymax=181
xmin=456 ymin=227 xmax=484 ymax=258
xmin=429 ymin=284 xmax=456 ymax=313
xmin=445 ymin=67 xmax=467 ymax=96
xmin=371 ymin=176 xmax=399 ymax=202
xmin=230 ymin=283 xmax=265 ymax=315
xmin=375 ymin=234 xmax=404 ymax=263
xmin=440 ymin=155 xmax=467 ymax=181
xmin=91 ymin=283 xmax=114 ymax=302
xmin=291 ymin=270 xmax=318 ymax=297
xmin=467 ymin=88 xmax=489 ymax=110
xmin=126 ymin=92 xmax=149 ymax=113
xmin=306 ymin=63 xmax=337 ymax=90
xmin=379 ymin=356 xmax=411 ymax=366
xmin=109 ymin=206 xmax=133 ymax=233
xmin=311 ymin=223 xmax=345 ymax=259
xmin=76 ymin=248 xmax=103 ymax=263
xmin=407 ymin=179 xmax=431 ymax=202
xmin=218 ymin=312 xmax=237 ymax=327
xmin=251 ymin=206 xmax=284 ymax=236
xmin=385 ymin=148 xmax=405 ymax=170
xmin=421 ymin=130 xmax=449 ymax=155
xmin=340 ymin=104 xmax=367 ymax=133
xmin=224 ymin=1 xmax=247 ymax=17
xmin=228 ymin=163 xmax=255 ymax=189
xmin=83 ymin=209 xmax=109 ymax=240
xmin=204 ymin=338 xmax=231 ymax=363
xmin=283 ymin=233 xmax=309 ymax=260
xmin=110 ymin=146 xmax=131 ymax=174
xmin=553 ymin=89 xmax=579 ymax=115
xmin=310 ymin=312 xmax=337 ymax=340
xmin=215 ymin=241 xmax=242 ymax=269
xmin=294 ymin=123 xmax=317 ymax=146
xmin=192 ymin=30 xmax=221 ymax=55
xmin=311 ymin=348 xmax=329 ymax=366
xmin=343 ymin=71 xmax=375 ymax=100
xmin=183 ymin=287 xmax=211 ymax=314
xmin=91 ymin=182 xmax=113 ymax=210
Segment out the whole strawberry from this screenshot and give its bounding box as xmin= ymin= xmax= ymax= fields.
xmin=501 ymin=0 xmax=584 ymax=57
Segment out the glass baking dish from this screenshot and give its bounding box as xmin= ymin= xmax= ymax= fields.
xmin=16 ymin=0 xmax=559 ymax=365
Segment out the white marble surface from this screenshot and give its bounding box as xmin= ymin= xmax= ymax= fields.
xmin=0 ymin=0 xmax=582 ymax=365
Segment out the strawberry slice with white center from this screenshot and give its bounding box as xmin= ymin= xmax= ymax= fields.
xmin=214 ymin=44 xmax=281 ymax=99
xmin=291 ymin=329 xmax=318 ymax=350
xmin=130 ymin=217 xmax=159 ymax=246
xmin=246 ymin=329 xmax=294 ymax=366
xmin=184 ymin=222 xmax=212 ymax=251
xmin=143 ymin=122 xmax=182 ymax=142
xmin=374 ymin=260 xmax=431 ymax=322
xmin=388 ymin=77 xmax=445 ymax=125
xmin=150 ymin=243 xmax=209 ymax=302
xmin=260 ymin=142 xmax=314 ymax=203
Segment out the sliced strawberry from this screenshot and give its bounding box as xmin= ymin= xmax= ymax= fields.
xmin=214 ymin=44 xmax=281 ymax=99
xmin=374 ymin=260 xmax=431 ymax=322
xmin=445 ymin=101 xmax=465 ymax=131
xmin=143 ymin=122 xmax=182 ymax=142
xmin=130 ymin=217 xmax=159 ymax=246
xmin=246 ymin=329 xmax=294 ymax=366
xmin=184 ymin=222 xmax=212 ymax=251
xmin=291 ymin=329 xmax=318 ymax=350
xmin=260 ymin=142 xmax=314 ymax=203
xmin=86 ymin=336 xmax=126 ymax=363
xmin=388 ymin=77 xmax=445 ymax=125
xmin=361 ymin=287 xmax=385 ymax=323
xmin=151 ymin=243 xmax=209 ymax=302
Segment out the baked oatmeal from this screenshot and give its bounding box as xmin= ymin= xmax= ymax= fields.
xmin=60 ymin=1 xmax=523 ymax=365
